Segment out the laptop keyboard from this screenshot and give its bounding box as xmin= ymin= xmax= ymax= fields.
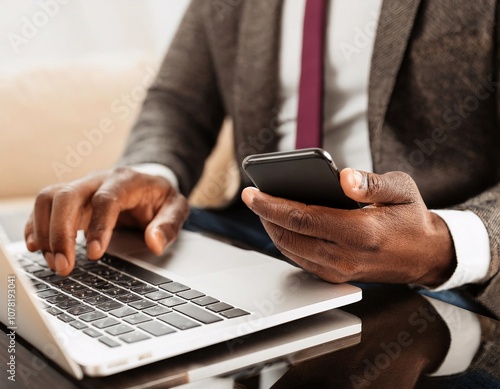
xmin=15 ymin=246 xmax=250 ymax=348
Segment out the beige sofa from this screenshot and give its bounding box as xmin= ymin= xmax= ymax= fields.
xmin=0 ymin=56 xmax=237 ymax=207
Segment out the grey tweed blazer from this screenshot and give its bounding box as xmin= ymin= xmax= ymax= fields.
xmin=120 ymin=0 xmax=500 ymax=318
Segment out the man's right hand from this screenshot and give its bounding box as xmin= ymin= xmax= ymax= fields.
xmin=24 ymin=167 xmax=190 ymax=277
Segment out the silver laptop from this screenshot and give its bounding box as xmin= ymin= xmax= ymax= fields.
xmin=0 ymin=228 xmax=361 ymax=379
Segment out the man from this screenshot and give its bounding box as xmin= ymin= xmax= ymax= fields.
xmin=24 ymin=0 xmax=499 ymax=318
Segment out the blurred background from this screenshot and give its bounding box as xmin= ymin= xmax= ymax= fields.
xmin=0 ymin=0 xmax=204 ymax=199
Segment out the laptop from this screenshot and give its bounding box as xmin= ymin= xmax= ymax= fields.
xmin=0 ymin=224 xmax=361 ymax=379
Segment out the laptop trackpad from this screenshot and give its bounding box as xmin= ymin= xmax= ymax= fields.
xmin=108 ymin=229 xmax=271 ymax=278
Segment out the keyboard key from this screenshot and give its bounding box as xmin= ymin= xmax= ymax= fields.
xmin=207 ymin=302 xmax=233 ymax=313
xmin=67 ymin=305 xmax=95 ymax=316
xmin=116 ymin=293 xmax=142 ymax=303
xmin=193 ymin=296 xmax=219 ymax=306
xmin=220 ymin=308 xmax=250 ymax=319
xmin=102 ymin=256 xmax=172 ymax=285
xmin=80 ymin=276 xmax=107 ymax=288
xmin=128 ymin=299 xmax=156 ymax=310
xmin=84 ymin=295 xmax=112 ymax=306
xmin=70 ymin=321 xmax=88 ymax=330
xmin=177 ymin=290 xmax=204 ymax=300
xmin=98 ymin=336 xmax=121 ymax=348
xmin=109 ymin=306 xmax=137 ymax=318
xmin=83 ymin=328 xmax=102 ymax=338
xmin=159 ymin=282 xmax=189 ymax=293
xmin=96 ymin=301 xmax=123 ymax=312
xmin=72 ymin=289 xmax=99 ymax=300
xmin=45 ymin=307 xmax=63 ymax=316
xmin=131 ymin=285 xmax=157 ymax=295
xmin=33 ymin=269 xmax=55 ymax=278
xmin=46 ymin=294 xmax=73 ymax=304
xmin=57 ymin=313 xmax=75 ymax=323
xmin=158 ymin=313 xmax=200 ymax=330
xmin=158 ymin=296 xmax=186 ymax=308
xmin=144 ymin=290 xmax=171 ymax=301
xmin=44 ymin=274 xmax=66 ymax=284
xmin=38 ymin=289 xmax=60 ymax=299
xmin=25 ymin=265 xmax=45 ymax=273
xmin=56 ymin=300 xmax=81 ymax=310
xmin=119 ymin=331 xmax=150 ymax=344
xmin=90 ymin=267 xmax=120 ymax=278
xmin=93 ymin=282 xmax=113 ymax=290
xmin=92 ymin=317 xmax=120 ymax=329
xmin=173 ymin=304 xmax=222 ymax=324
xmin=139 ymin=321 xmax=176 ymax=336
xmin=102 ymin=287 xmax=128 ymax=297
xmin=80 ymin=311 xmax=107 ymax=322
xmin=105 ymin=324 xmax=134 ymax=336
xmin=32 ymin=283 xmax=50 ymax=292
xmin=123 ymin=313 xmax=152 ymax=325
xmin=143 ymin=306 xmax=171 ymax=317
xmin=61 ymin=284 xmax=87 ymax=294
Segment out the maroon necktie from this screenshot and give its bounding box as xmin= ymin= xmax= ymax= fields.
xmin=295 ymin=0 xmax=327 ymax=149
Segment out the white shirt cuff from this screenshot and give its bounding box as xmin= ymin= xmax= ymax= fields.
xmin=129 ymin=163 xmax=180 ymax=191
xmin=423 ymin=296 xmax=482 ymax=376
xmin=429 ymin=210 xmax=490 ymax=291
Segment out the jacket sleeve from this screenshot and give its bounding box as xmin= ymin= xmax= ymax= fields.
xmin=118 ymin=0 xmax=225 ymax=196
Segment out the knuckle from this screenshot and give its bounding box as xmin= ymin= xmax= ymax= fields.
xmin=35 ymin=185 xmax=59 ymax=206
xmin=366 ymin=174 xmax=385 ymax=196
xmin=53 ymin=185 xmax=80 ymax=202
xmin=92 ymin=190 xmax=120 ymax=207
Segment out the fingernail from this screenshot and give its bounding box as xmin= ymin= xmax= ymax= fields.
xmin=87 ymin=240 xmax=101 ymax=257
xmin=44 ymin=252 xmax=55 ymax=270
xmin=155 ymin=229 xmax=167 ymax=251
xmin=26 ymin=234 xmax=36 ymax=250
xmin=55 ymin=253 xmax=69 ymax=275
xmin=242 ymin=187 xmax=258 ymax=205
xmin=352 ymin=170 xmax=366 ymax=190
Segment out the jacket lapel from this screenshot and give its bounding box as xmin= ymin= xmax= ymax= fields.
xmin=233 ymin=0 xmax=283 ymax=164
xmin=368 ymin=0 xmax=422 ymax=169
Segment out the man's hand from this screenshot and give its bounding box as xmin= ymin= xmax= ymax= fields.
xmin=24 ymin=167 xmax=189 ymax=276
xmin=241 ymin=168 xmax=456 ymax=287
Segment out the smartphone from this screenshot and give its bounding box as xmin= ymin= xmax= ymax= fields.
xmin=242 ymin=148 xmax=360 ymax=209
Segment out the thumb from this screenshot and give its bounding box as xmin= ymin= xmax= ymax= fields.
xmin=340 ymin=168 xmax=419 ymax=205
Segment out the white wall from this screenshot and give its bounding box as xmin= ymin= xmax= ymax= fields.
xmin=0 ymin=0 xmax=190 ymax=70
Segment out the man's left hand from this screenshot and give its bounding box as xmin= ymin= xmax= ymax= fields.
xmin=241 ymin=169 xmax=456 ymax=287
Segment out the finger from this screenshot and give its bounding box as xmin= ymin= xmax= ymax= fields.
xmin=260 ymin=219 xmax=360 ymax=282
xmin=85 ymin=168 xmax=175 ymax=258
xmin=49 ymin=176 xmax=106 ymax=275
xmin=85 ymin=190 xmax=122 ymax=260
xmin=32 ymin=186 xmax=60 ymax=267
xmin=145 ymin=192 xmax=189 ymax=255
xmin=24 ymin=212 xmax=39 ymax=252
xmin=242 ymin=186 xmax=371 ymax=244
xmin=340 ymin=169 xmax=420 ymax=205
